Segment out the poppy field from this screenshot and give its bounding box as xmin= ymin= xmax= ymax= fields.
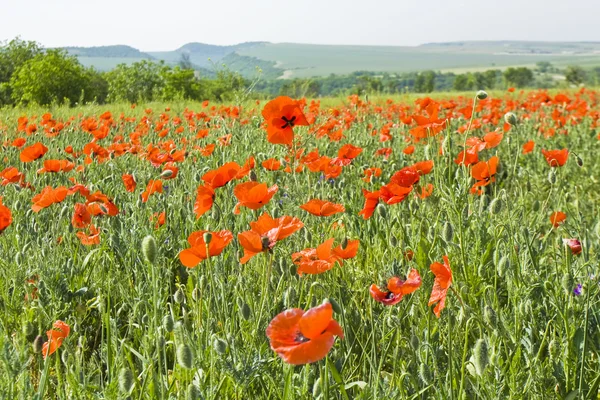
xmin=1 ymin=89 xmax=600 ymax=399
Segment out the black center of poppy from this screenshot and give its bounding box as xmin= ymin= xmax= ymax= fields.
xmin=385 ymin=292 xmax=395 ymax=299
xmin=295 ymin=333 xmax=310 ymax=343
xmin=281 ymin=116 xmax=296 ymax=129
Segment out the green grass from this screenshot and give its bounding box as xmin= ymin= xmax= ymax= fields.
xmin=0 ymin=90 xmax=599 ymax=398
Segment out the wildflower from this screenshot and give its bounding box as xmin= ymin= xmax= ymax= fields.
xmin=179 ymin=230 xmax=233 ymax=268
xmin=233 ymin=181 xmax=278 ymax=214
xmin=370 ymin=269 xmax=422 ymax=305
xmin=300 ymin=199 xmax=345 ymax=217
xmin=563 ymin=238 xmax=582 ymax=255
xmin=428 ymin=256 xmax=452 ymax=317
xmin=573 ymin=283 xmax=583 ymax=296
xmin=0 ymin=197 xmax=12 ymax=234
xmin=261 ymin=96 xmax=309 ymax=145
xmin=550 ymin=211 xmax=566 ymax=228
xmin=541 ymin=149 xmax=569 ymax=167
xmin=42 ymin=320 xmax=70 ymax=359
xmin=238 ymin=213 xmax=303 ymax=264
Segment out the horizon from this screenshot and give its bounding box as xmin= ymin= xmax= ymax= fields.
xmin=1 ymin=0 xmax=599 ymax=51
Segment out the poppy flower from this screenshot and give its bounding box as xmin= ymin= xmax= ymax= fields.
xmin=331 ymin=144 xmax=362 ymax=166
xmin=359 ymin=189 xmax=380 ymax=219
xmin=541 ymin=149 xmax=569 ymax=167
xmin=161 ymin=164 xmax=179 ymax=179
xmin=36 ymin=159 xmax=74 ymax=174
xmin=233 ymin=181 xmax=278 ymax=214
xmin=235 ymin=156 xmax=256 ymax=179
xmin=0 ymin=197 xmax=12 ymax=234
xmin=293 ymin=238 xmax=341 ymax=275
xmin=179 ymin=230 xmax=234 ymax=268
xmin=72 ymin=203 xmax=91 ymax=228
xmin=31 ymin=186 xmax=68 ymax=212
xmin=417 ymin=183 xmax=434 ymax=199
xmin=522 ymin=140 xmax=535 ymax=154
xmin=482 ymin=131 xmax=503 ymax=149
xmin=470 ymin=156 xmax=499 ymax=194
xmin=403 ymin=145 xmax=415 ymax=155
xmin=20 ymin=142 xmax=48 ymax=162
xmin=261 ymin=96 xmax=309 ymax=145
xmin=362 ymin=167 xmax=381 ymax=182
xmin=563 ymin=238 xmax=582 ymax=255
xmin=194 ymin=184 xmax=215 ymax=218
xmin=141 ymin=180 xmax=163 ymax=203
xmin=332 ymin=239 xmax=359 ymax=260
xmin=380 ymin=184 xmax=413 ymax=205
xmin=370 ymin=269 xmax=422 ymax=305
xmin=389 ymin=167 xmax=421 ymax=188
xmin=238 ymin=213 xmax=304 ymax=264
xmin=77 ymin=225 xmax=101 ymax=246
xmin=122 ymin=174 xmax=137 ymax=192
xmin=428 ymin=256 xmax=452 ymax=318
xmin=550 ymin=211 xmax=566 ymax=228
xmin=151 ymin=211 xmax=166 ymax=229
xmin=455 ymin=147 xmax=479 ymax=166
xmin=300 ymin=199 xmax=345 ymax=217
xmin=262 ymin=158 xmax=282 ymax=171
xmin=42 ymin=320 xmax=70 ymax=359
xmin=266 ymin=302 xmax=343 ymax=365
xmin=1 ymin=167 xmax=24 ymax=186
xmin=85 ymin=192 xmax=119 ymax=217
xmin=202 ymin=162 xmax=240 ymax=188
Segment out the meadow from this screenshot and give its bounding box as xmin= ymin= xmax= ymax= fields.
xmin=0 ymin=89 xmax=599 ymax=399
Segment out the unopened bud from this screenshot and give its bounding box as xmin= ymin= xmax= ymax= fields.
xmin=118 ymin=368 xmax=135 ymax=394
xmin=327 ymin=298 xmax=342 ymax=314
xmin=177 ymin=344 xmax=193 ymax=369
xmin=341 ymin=237 xmax=348 ymax=250
xmin=504 ymin=112 xmax=518 ymax=126
xmin=213 ymin=337 xmax=228 ymax=354
xmin=33 ymin=335 xmax=44 ymax=353
xmin=548 ymin=170 xmax=556 ymax=185
xmin=163 ymin=315 xmax=174 ymax=333
xmin=141 ymin=235 xmax=157 ymax=264
xmin=575 ymin=155 xmax=583 ymax=167
xmin=203 ymin=232 xmax=212 ymax=245
xmin=160 ymin=169 xmax=174 ymax=179
xmin=186 ymin=384 xmax=201 ymax=400
xmin=376 ymin=203 xmax=388 ymax=218
xmin=442 ymin=221 xmax=454 ymax=242
xmin=473 ymin=339 xmax=489 ymax=376
xmin=476 ymin=90 xmax=488 ymax=100
xmin=489 ymin=198 xmax=502 ymax=215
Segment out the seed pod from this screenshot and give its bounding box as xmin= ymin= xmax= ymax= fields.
xmin=473 ymin=339 xmax=489 ymax=376
xmin=484 ymin=305 xmax=497 ymax=329
xmin=419 ymin=363 xmax=432 ymax=384
xmin=203 ymin=232 xmax=212 ymax=245
xmin=141 ymin=235 xmax=158 ymax=264
xmin=532 ymin=200 xmax=540 ymax=212
xmin=163 ymin=315 xmax=174 ymax=333
xmin=548 ymin=170 xmax=556 ymax=185
xmin=213 ymin=337 xmax=228 ymax=354
xmin=442 ymin=221 xmax=454 ymax=242
xmin=489 ymin=198 xmax=502 ymax=215
xmin=186 ymin=384 xmax=201 ymax=400
xmin=32 ymin=335 xmax=44 ymax=353
xmin=410 ymin=334 xmax=420 ymax=351
xmin=504 ymin=112 xmax=517 ymax=126
xmin=174 ymin=288 xmax=185 ymax=304
xmin=240 ymin=302 xmax=251 ymax=320
xmin=177 ymin=344 xmax=193 ymax=369
xmin=118 ymin=367 xmax=135 ymax=394
xmin=476 ymin=90 xmax=488 ymax=100
xmin=376 ymin=203 xmax=387 ymax=219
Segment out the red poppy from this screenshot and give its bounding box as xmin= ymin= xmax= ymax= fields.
xmin=77 ymin=225 xmax=101 ymax=246
xmin=261 ymin=96 xmax=309 ymax=145
xmin=20 ymin=142 xmax=48 ymax=162
xmin=85 ymin=192 xmax=119 ymax=217
xmin=233 ymin=181 xmax=278 ymax=214
xmin=550 ymin=211 xmax=566 ymax=228
xmin=470 ymin=156 xmax=498 ymax=194
xmin=300 ymin=199 xmax=345 ymax=217
xmin=563 ymin=238 xmax=582 ymax=255
xmin=194 ymin=184 xmax=215 ymax=218
xmin=202 ymin=162 xmax=240 ymax=188
xmin=266 ymin=302 xmax=343 ymax=365
xmin=482 ymin=131 xmax=503 ymax=149
xmin=42 ymin=320 xmax=70 ymax=359
xmin=332 ymin=239 xmax=359 ymax=260
xmin=262 ymin=158 xmax=282 ymax=171
xmin=36 ymin=160 xmax=74 ymax=174
xmin=31 ymin=186 xmax=68 ymax=212
xmin=417 ymin=183 xmax=434 ymax=199
xmin=0 ymin=197 xmax=12 ymax=234
xmin=541 ymin=149 xmax=569 ymax=167
xmin=1 ymin=167 xmax=24 ymax=186
xmin=237 ymin=213 xmax=304 ymax=264
xmin=380 ymin=183 xmax=413 ymax=205
xmin=141 ymin=180 xmax=163 ymax=203
xmin=293 ymin=238 xmax=341 ymax=275
xmin=151 ymin=211 xmax=166 ymax=229
xmin=179 ymin=230 xmax=234 ymax=268
xmin=362 ymin=167 xmax=382 ymax=182
xmin=522 ymin=141 xmax=535 ymax=154
xmin=428 ymin=256 xmax=452 ymax=318
xmin=359 ymin=189 xmax=380 ymax=219
xmin=331 ymin=144 xmax=363 ymax=166
xmin=403 ymin=145 xmax=415 ymax=155
xmin=370 ymin=269 xmax=422 ymax=305
xmin=71 ymin=203 xmax=91 ymax=228
xmin=455 ymin=147 xmax=479 ymax=166
xmin=122 ymin=174 xmax=137 ymax=192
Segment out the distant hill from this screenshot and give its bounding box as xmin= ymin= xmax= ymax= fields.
xmin=61 ymin=41 xmax=600 ymax=77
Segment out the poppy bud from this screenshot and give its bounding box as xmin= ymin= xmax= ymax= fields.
xmin=211 ymin=205 xmax=220 ymax=221
xmin=312 ymin=378 xmax=322 ymax=398
xmin=561 ymin=274 xmax=573 ymax=295
xmin=484 ymin=306 xmax=497 ymax=329
xmin=213 ymin=337 xmax=228 ymax=354
xmin=442 ymin=221 xmax=454 ymax=242
xmin=497 ymin=255 xmax=510 ymax=277
xmin=504 ymin=112 xmax=518 ymax=126
xmin=341 ymin=237 xmax=348 ymax=250
xmin=163 ymin=315 xmax=174 ymax=333
xmin=473 ymin=339 xmax=489 ymax=376
xmin=548 ymin=170 xmax=556 ymax=185
xmin=303 ymin=229 xmax=312 ymax=243
xmin=532 ymin=200 xmax=540 ymax=212
xmin=186 ymin=384 xmax=202 ymax=400
xmin=22 ymin=321 xmax=34 ymax=337
xmin=462 ymin=204 xmax=470 ymax=221
xmin=174 ymin=288 xmax=185 ymax=304
xmin=203 ymin=232 xmax=212 ymax=245
xmin=376 ymin=203 xmax=387 ymax=218
xmin=250 ymin=170 xmax=257 ymax=181
xmin=32 ymin=335 xmax=44 ymax=353
xmin=192 ymin=286 xmax=201 ymax=302
xmin=479 ymin=194 xmax=490 ymax=212
xmin=423 ymin=145 xmax=431 ymax=160
xmin=418 ymin=363 xmax=432 ymax=384
xmin=575 ymin=155 xmax=583 ymax=167
xmin=118 ymin=368 xmax=134 ymax=394
xmin=390 ymin=234 xmax=398 ymax=247
xmin=327 ymin=298 xmax=342 ymax=314
xmin=476 ymin=90 xmax=488 ymax=100
xmin=548 ymin=339 xmax=560 ymax=361
xmin=240 ymin=302 xmax=251 ymax=320
xmin=141 ymin=235 xmax=158 ymax=264
xmin=177 ymin=344 xmax=194 ymax=369
xmin=410 ymin=334 xmax=420 ymax=351
xmin=489 ymin=198 xmax=502 ymax=215
xmin=160 ymin=169 xmax=174 ymax=179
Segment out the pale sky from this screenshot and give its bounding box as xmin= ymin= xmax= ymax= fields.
xmin=1 ymin=0 xmax=599 ymax=50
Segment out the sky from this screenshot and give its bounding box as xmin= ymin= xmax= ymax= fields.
xmin=1 ymin=0 xmax=599 ymax=51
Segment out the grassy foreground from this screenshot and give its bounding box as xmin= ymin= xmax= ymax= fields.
xmin=0 ymin=89 xmax=599 ymax=399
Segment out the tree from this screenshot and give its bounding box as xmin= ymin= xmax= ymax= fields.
xmin=178 ymin=53 xmax=194 ymax=70
xmin=453 ymin=74 xmax=471 ymax=91
xmin=105 ymin=60 xmax=168 ymax=103
xmin=0 ymin=38 xmax=43 ymax=104
xmin=161 ymin=67 xmax=199 ymax=100
xmin=414 ymin=71 xmax=435 ymax=93
xmin=10 ymin=49 xmax=90 ymax=105
xmin=503 ymin=67 xmax=534 ymax=87
xmin=536 ymin=61 xmax=553 ymax=73
xmin=564 ymin=66 xmax=586 ymax=86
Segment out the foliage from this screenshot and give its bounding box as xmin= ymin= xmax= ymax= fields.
xmin=503 ymin=67 xmax=534 ymax=87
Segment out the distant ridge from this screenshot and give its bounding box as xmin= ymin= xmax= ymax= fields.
xmin=63 ymin=45 xmax=154 ymax=59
